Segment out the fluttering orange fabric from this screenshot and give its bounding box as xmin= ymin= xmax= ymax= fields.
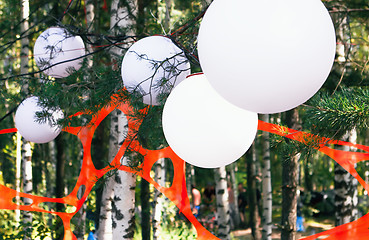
xmin=1 ymin=95 xmax=369 ymax=239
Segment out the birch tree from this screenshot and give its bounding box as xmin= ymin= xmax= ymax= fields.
xmin=214 ymin=166 xmax=231 ymax=240
xmin=152 ymin=158 xmax=166 ymax=240
xmin=98 ymin=0 xmax=138 ymax=239
xmin=261 ymin=114 xmax=272 ymax=240
xmin=20 ymin=0 xmax=33 ymax=237
xmin=229 ymin=162 xmax=240 ymax=229
xmin=331 ymin=6 xmax=359 ymax=227
xmin=334 ymin=128 xmax=358 ymax=226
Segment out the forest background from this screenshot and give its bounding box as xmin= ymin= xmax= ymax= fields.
xmin=1 ymin=0 xmax=369 ymax=239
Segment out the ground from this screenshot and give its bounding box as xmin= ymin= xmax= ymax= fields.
xmin=231 ymin=217 xmax=334 ymax=240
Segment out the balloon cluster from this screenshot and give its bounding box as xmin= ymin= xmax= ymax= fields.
xmin=15 ymin=27 xmax=86 ymax=144
xmin=163 ymin=0 xmax=336 ymax=168
xmin=19 ymin=0 xmax=336 ymax=168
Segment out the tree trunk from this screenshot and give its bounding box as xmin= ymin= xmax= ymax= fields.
xmin=334 ymin=128 xmax=358 ymax=226
xmin=75 ymin=150 xmax=86 ymax=240
xmin=55 ymin=134 xmax=66 ymax=240
xmin=73 ymin=1 xmax=95 ymax=238
xmin=93 ymin=119 xmax=109 ymax=232
xmin=113 ymin=168 xmax=136 ymax=239
xmin=247 ymin=143 xmax=261 ymax=240
xmin=261 ymin=114 xmax=272 ymax=240
xmin=20 ymin=0 xmax=32 ymax=236
xmin=152 ymin=158 xmax=165 ymax=240
xmin=46 ymin=141 xmax=56 ymax=226
xmin=20 ymin=0 xmax=29 ymax=93
xmin=97 ymin=0 xmax=138 ymax=238
xmin=55 ymin=135 xmax=66 ymax=211
xmin=85 ymin=0 xmax=95 ymax=33
xmin=164 ymin=0 xmax=171 ymax=30
xmin=22 ymin=140 xmax=33 ymax=239
xmin=281 ymin=109 xmax=300 ymax=240
xmin=97 ymin=175 xmax=114 ymax=239
xmin=5 ymin=60 xmax=23 ymax=224
xmin=111 ymin=110 xmax=136 ymax=239
xmin=229 ymin=162 xmax=240 ymax=229
xmin=141 ymin=178 xmax=151 ymax=240
xmin=214 ymin=166 xmax=231 ymax=240
xmin=97 ymin=108 xmax=137 ymax=239
xmin=14 ymin=132 xmax=22 ymax=223
xmin=186 ymin=163 xmax=196 ymax=203
xmin=111 ymin=0 xmax=137 ymax=237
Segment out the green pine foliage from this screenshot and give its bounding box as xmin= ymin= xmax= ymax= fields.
xmin=304 ymin=87 xmax=369 ymax=139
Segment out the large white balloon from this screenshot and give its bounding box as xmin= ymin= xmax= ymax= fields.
xmin=121 ymin=36 xmax=191 ymax=105
xmin=162 ymin=73 xmax=258 ymax=168
xmin=198 ymin=0 xmax=336 ymax=114
xmin=15 ymin=96 xmax=64 ymax=143
xmin=34 ymin=27 xmax=86 ymax=78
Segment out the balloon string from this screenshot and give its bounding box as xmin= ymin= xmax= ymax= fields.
xmin=5 ymin=40 xmax=135 ymax=62
xmin=64 ymin=0 xmax=74 ymax=16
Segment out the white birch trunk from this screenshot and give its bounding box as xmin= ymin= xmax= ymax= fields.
xmin=75 ymin=150 xmax=87 ymax=239
xmin=110 ymin=0 xmax=137 ymax=238
xmin=15 ymin=132 xmax=22 ymax=223
xmin=20 ymin=0 xmax=33 ymax=236
xmin=214 ymin=166 xmax=231 ymax=240
xmin=97 ymin=175 xmax=115 ymax=239
xmin=164 ymin=0 xmax=171 ymax=31
xmin=152 ymin=158 xmax=165 ymax=240
xmin=97 ymin=109 xmax=121 ymax=239
xmin=86 ymin=0 xmax=95 ymax=33
xmin=334 ymin=128 xmax=358 ymax=226
xmin=333 ymin=11 xmax=358 ymax=226
xmin=112 ymin=169 xmax=136 ymax=238
xmin=98 ymin=0 xmax=138 ymax=235
xmin=22 ymin=141 xmax=33 ymax=239
xmin=112 ymin=110 xmax=136 ymax=239
xmin=229 ymin=163 xmax=240 ymax=228
xmin=20 ymin=0 xmax=30 ymax=93
xmin=186 ymin=163 xmax=194 ymax=202
xmin=261 ymin=114 xmax=272 ymax=240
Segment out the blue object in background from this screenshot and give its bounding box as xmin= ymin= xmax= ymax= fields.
xmin=296 ymin=216 xmax=305 ymax=232
xmin=87 ymin=231 xmax=97 ymax=240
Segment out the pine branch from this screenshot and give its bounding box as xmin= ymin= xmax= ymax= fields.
xmin=303 ymin=87 xmax=369 ymax=139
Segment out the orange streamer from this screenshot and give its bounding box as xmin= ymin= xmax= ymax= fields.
xmin=1 ymin=96 xmax=369 ymax=239
xmin=258 ymin=120 xmax=369 ymax=240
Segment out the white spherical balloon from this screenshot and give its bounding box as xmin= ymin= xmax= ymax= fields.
xmin=15 ymin=96 xmax=64 ymax=143
xmin=198 ymin=0 xmax=336 ymax=113
xmin=162 ymin=73 xmax=258 ymax=168
xmin=34 ymin=27 xmax=86 ymax=78
xmin=121 ymin=36 xmax=191 ymax=105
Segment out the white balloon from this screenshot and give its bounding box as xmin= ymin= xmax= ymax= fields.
xmin=198 ymin=0 xmax=336 ymax=114
xmin=34 ymin=27 xmax=86 ymax=78
xmin=121 ymin=36 xmax=191 ymax=105
xmin=162 ymin=73 xmax=258 ymax=168
xmin=15 ymin=96 xmax=64 ymax=143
